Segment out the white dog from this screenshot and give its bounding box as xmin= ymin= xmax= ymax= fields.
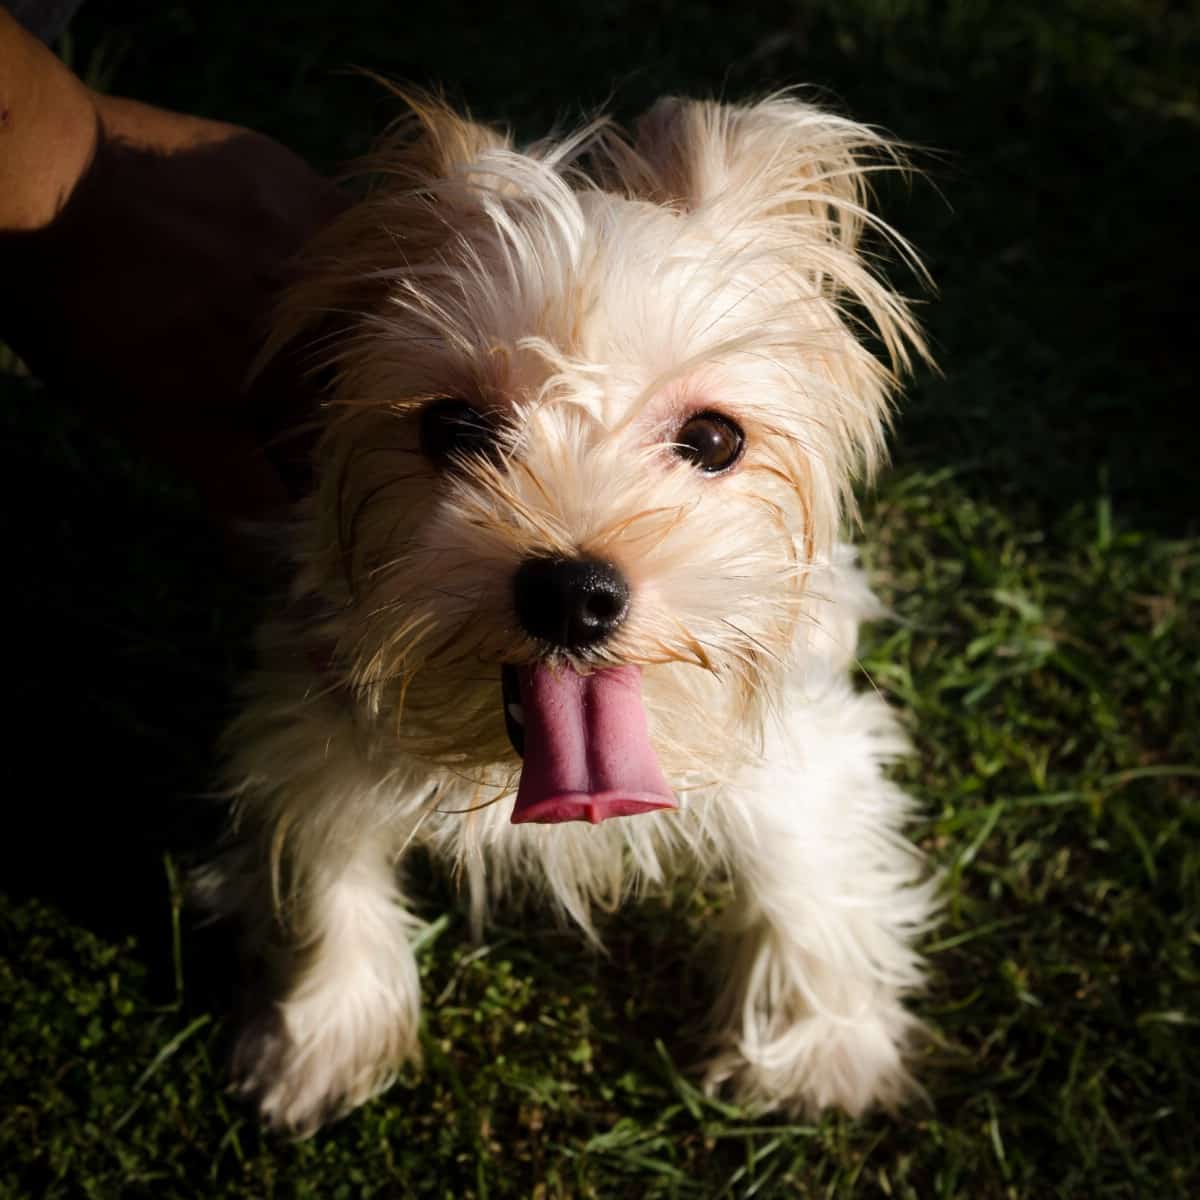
xmin=198 ymin=91 xmax=939 ymax=1135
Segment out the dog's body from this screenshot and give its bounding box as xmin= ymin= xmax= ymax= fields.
xmin=200 ymin=93 xmax=938 ymax=1135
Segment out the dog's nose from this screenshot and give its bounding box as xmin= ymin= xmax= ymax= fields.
xmin=513 ymin=556 xmax=630 ymax=650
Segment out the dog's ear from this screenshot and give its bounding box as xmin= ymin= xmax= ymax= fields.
xmin=621 ymin=94 xmax=925 ymax=369
xmin=613 ymin=95 xmax=897 ymax=258
xmin=361 ymin=88 xmax=512 ymax=187
xmin=251 ymin=93 xmax=509 ymax=400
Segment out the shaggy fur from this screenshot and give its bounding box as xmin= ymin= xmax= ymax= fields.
xmin=198 ymin=91 xmax=939 ymax=1135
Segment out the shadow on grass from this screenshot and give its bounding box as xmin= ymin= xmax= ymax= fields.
xmin=0 ymin=381 xmax=254 ymax=997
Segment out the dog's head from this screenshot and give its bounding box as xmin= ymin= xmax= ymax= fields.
xmin=272 ymin=92 xmax=925 ymax=822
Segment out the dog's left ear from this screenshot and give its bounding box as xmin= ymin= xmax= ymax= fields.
xmin=612 ymin=95 xmax=889 ymax=249
xmin=613 ymin=95 xmax=927 ymax=380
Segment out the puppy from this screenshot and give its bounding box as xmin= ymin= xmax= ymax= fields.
xmin=199 ymin=92 xmax=938 ymax=1135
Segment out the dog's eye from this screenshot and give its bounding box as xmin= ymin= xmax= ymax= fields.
xmin=420 ymin=399 xmax=495 ymax=468
xmin=672 ymin=411 xmax=744 ymax=474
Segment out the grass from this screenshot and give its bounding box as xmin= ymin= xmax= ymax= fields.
xmin=1 ymin=1 xmax=1197 ymax=1196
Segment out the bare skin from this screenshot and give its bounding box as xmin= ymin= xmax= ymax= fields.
xmin=0 ymin=9 xmax=347 ymax=525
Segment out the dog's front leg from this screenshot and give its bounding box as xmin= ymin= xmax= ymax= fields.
xmin=214 ymin=815 xmax=424 ymax=1135
xmin=704 ymin=681 xmax=936 ymax=1117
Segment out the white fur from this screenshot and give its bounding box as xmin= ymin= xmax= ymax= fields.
xmin=202 ymin=92 xmax=938 ymax=1135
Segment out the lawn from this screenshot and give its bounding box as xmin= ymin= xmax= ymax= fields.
xmin=1 ymin=1 xmax=1197 ymax=1196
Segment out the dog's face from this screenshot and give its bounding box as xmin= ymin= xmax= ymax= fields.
xmin=277 ymin=95 xmax=922 ymax=820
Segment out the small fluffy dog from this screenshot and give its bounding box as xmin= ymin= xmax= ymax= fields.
xmin=200 ymin=91 xmax=939 ymax=1135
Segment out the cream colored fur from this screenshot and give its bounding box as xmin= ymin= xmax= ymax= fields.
xmin=200 ymin=92 xmax=938 ymax=1135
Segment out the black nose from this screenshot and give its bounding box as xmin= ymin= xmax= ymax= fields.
xmin=513 ymin=556 xmax=630 ymax=650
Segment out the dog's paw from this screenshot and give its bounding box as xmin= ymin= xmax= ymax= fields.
xmin=703 ymin=1002 xmax=923 ymax=1118
xmin=231 ymin=995 xmax=418 ymax=1137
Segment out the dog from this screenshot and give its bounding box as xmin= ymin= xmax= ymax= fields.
xmin=197 ymin=91 xmax=939 ymax=1136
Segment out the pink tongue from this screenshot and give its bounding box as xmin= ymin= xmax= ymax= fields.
xmin=511 ymin=663 xmax=677 ymax=825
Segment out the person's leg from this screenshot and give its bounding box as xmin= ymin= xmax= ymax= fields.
xmin=0 ymin=7 xmax=95 ymax=231
xmin=1 ymin=9 xmax=346 ymax=527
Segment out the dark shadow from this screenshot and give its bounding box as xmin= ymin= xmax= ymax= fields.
xmin=0 ymin=381 xmax=255 ymax=1000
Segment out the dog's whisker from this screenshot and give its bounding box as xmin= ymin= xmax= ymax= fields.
xmin=435 ymin=793 xmax=508 ymax=816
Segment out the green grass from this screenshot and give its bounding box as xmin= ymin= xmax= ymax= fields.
xmin=2 ymin=1 xmax=1197 ymax=1196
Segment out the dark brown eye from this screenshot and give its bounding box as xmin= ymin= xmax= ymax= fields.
xmin=420 ymin=399 xmax=494 ymax=468
xmin=673 ymin=411 xmax=744 ymax=473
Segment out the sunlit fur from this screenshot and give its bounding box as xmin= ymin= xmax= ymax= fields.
xmin=199 ymin=92 xmax=939 ymax=1135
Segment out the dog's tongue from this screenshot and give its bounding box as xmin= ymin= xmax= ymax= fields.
xmin=512 ymin=663 xmax=677 ymax=825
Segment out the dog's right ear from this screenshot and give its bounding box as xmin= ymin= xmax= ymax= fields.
xmin=360 ymin=87 xmax=512 ymax=188
xmin=251 ymin=91 xmax=509 ymax=399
